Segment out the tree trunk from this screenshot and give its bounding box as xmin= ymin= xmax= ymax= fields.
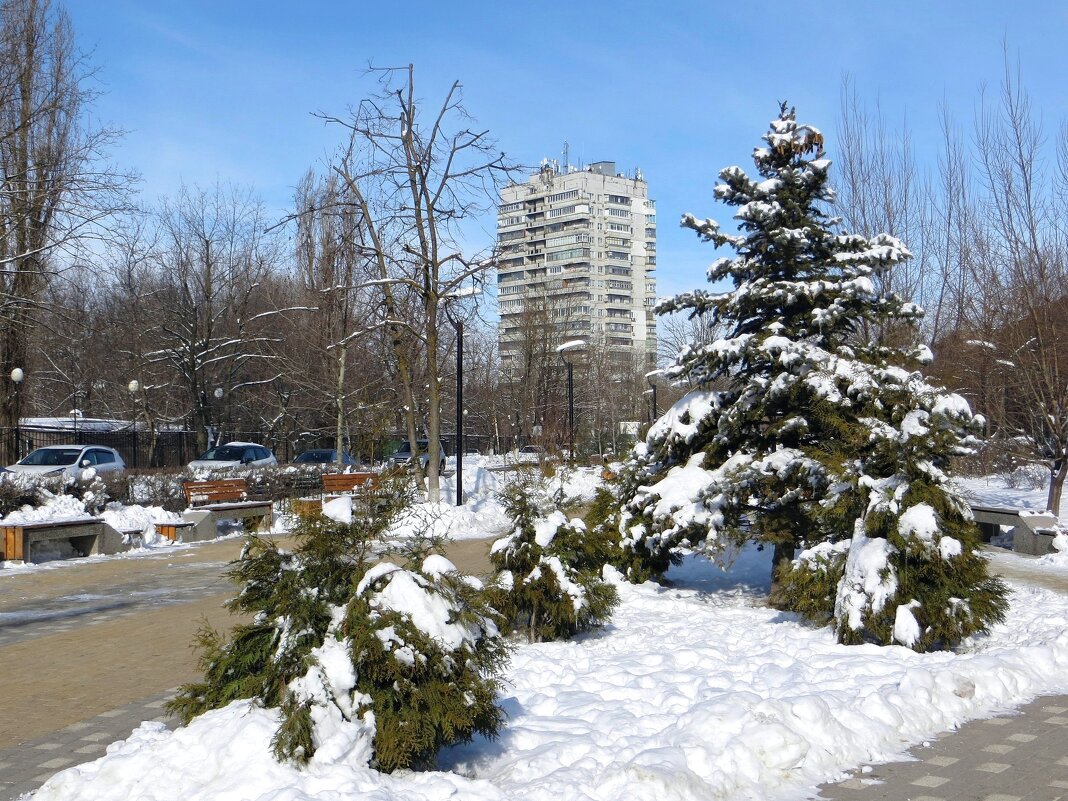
xmin=334 ymin=344 xmax=347 ymax=468
xmin=1047 ymin=455 xmax=1067 ymax=515
xmin=426 ymin=312 xmax=441 ymax=504
xmin=768 ymin=541 xmax=796 ymax=608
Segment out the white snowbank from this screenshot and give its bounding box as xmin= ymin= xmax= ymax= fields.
xmin=387 ymin=459 xmax=601 ymax=542
xmin=30 ymin=546 xmax=1068 ymax=801
xmin=0 ymin=492 xmax=90 ymax=525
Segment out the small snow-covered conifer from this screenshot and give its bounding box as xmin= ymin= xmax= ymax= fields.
xmin=489 ymin=470 xmax=618 ymax=642
xmin=168 ymin=486 xmax=506 ymax=771
xmin=618 ymin=104 xmax=1005 ymax=650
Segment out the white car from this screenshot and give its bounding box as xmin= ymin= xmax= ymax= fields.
xmin=5 ymin=444 xmax=126 ymax=477
xmin=387 ymin=439 xmax=448 ymax=473
xmin=188 ymin=441 xmax=277 ymax=471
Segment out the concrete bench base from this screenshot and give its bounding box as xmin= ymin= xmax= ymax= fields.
xmin=182 ymin=502 xmax=272 ymax=541
xmin=970 ymin=504 xmax=1058 ymax=555
xmin=1013 ymin=528 xmax=1059 ymax=556
xmin=1 ymin=520 xmax=115 ymax=562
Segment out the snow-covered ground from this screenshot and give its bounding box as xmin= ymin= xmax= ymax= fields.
xmin=19 ymin=463 xmax=1068 ymax=801
xmin=383 ymin=457 xmax=604 ymax=542
xmin=27 ymin=543 xmax=1068 ymax=801
xmin=955 ymin=468 xmax=1066 ymax=521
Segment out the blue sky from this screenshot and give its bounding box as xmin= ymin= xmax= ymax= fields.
xmin=69 ymin=1 xmax=1068 ymax=300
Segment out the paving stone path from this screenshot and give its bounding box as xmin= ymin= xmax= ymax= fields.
xmin=818 ymin=695 xmax=1068 ymax=801
xmin=0 ymin=689 xmax=177 ymax=800
xmin=1 ymin=538 xmax=1065 ymax=800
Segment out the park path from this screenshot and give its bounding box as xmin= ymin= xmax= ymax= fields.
xmin=0 ymin=533 xmax=495 ymax=799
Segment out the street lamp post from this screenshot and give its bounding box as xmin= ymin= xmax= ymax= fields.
xmin=212 ymin=387 xmax=224 ymax=447
xmin=557 ymin=340 xmax=585 ymax=463
xmin=443 ymin=297 xmax=466 ymax=506
xmin=644 ymin=369 xmax=663 ymax=425
xmin=10 ymin=368 xmax=24 ymax=462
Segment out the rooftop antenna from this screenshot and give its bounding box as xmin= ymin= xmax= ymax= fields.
xmin=562 ymin=140 xmax=569 ymax=172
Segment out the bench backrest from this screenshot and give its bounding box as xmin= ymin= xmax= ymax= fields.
xmin=322 ymin=472 xmax=379 ymax=494
xmin=184 ymin=478 xmax=249 ymax=505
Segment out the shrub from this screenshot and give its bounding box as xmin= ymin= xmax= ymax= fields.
xmin=166 ymin=480 xmax=505 ymax=772
xmin=771 ymin=539 xmax=849 ymax=624
xmin=488 ymin=470 xmax=618 ymax=642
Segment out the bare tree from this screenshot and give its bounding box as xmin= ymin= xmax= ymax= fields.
xmin=0 ymin=0 xmax=132 ymax=461
xmin=283 ymin=170 xmax=385 ymax=465
xmin=143 ymin=183 xmax=281 ymax=453
xmin=322 ymin=65 xmax=516 ymax=501
xmin=964 ymin=58 xmax=1068 ymax=511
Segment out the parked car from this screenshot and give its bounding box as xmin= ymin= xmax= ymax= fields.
xmin=292 ymin=449 xmax=358 ymax=466
xmin=5 ymin=444 xmax=126 ymax=477
xmin=387 ymin=439 xmax=447 ymax=473
xmin=187 ymin=441 xmax=277 ymax=471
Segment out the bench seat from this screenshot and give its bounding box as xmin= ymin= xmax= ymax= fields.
xmin=969 ymin=503 xmax=1058 ymax=556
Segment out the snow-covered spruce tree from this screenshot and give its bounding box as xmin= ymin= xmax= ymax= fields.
xmin=488 ymin=470 xmax=618 ymax=642
xmin=617 ymin=104 xmax=1006 ymax=650
xmin=167 ymin=492 xmax=506 ymax=771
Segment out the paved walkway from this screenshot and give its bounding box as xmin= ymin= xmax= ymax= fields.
xmin=1 ymin=539 xmax=1065 ymax=800
xmin=0 ymin=533 xmax=496 ymax=800
xmin=818 ymin=695 xmax=1068 ymax=800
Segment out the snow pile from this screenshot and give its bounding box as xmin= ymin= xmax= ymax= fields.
xmin=1038 ymin=532 xmax=1068 ymax=569
xmin=0 ymin=492 xmax=89 ymax=525
xmin=386 ymin=460 xmax=602 ymax=542
xmin=99 ymin=503 xmax=184 ymax=547
xmin=30 ymin=547 xmax=1068 ymax=801
xmin=322 ymin=495 xmax=352 ymax=525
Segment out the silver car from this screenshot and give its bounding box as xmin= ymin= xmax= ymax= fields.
xmin=387 ymin=439 xmax=447 ymax=473
xmin=188 ymin=441 xmax=278 ymax=471
xmin=5 ymin=444 xmax=126 ymax=477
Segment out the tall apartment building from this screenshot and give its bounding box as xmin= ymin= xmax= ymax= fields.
xmin=496 ymin=160 xmax=657 ymax=375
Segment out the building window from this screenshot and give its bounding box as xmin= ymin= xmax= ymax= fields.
xmin=548 ymin=189 xmax=579 ymax=203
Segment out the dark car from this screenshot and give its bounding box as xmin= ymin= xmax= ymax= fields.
xmin=293 ymin=449 xmax=357 ymax=466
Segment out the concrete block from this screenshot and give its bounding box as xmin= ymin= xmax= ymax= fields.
xmin=1012 ymin=527 xmax=1058 ymax=556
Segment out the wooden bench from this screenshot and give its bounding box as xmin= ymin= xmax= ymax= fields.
xmin=970 ymin=503 xmax=1058 ymax=556
xmin=322 ymin=472 xmax=379 ymax=496
xmin=1 ymin=519 xmax=107 ymax=562
xmin=181 ymin=478 xmax=273 ymax=540
xmin=293 ymin=472 xmax=381 ymax=517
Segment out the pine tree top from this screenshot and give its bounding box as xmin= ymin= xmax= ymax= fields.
xmin=661 ymin=104 xmax=920 ymax=394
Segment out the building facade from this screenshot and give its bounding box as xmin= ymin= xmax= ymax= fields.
xmin=496 ymin=160 xmax=657 ymax=376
